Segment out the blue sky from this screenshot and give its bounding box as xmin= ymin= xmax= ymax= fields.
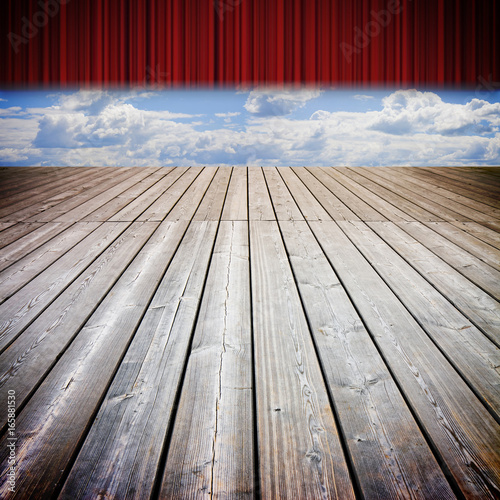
xmin=0 ymin=88 xmax=499 ymax=166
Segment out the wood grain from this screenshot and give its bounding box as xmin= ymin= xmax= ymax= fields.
xmin=60 ymin=221 xmax=218 ymax=500
xmin=250 ymin=220 xmax=354 ymax=499
xmin=0 ymin=219 xmax=189 ymax=499
xmin=280 ymin=219 xmax=455 ymax=499
xmin=310 ymin=220 xmax=500 ymax=499
xmin=161 ymin=221 xmax=253 ymax=498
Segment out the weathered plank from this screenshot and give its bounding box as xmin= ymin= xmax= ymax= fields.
xmin=338 ymin=220 xmax=500 ymax=420
xmin=326 ymin=168 xmax=414 ymax=222
xmin=248 ymin=167 xmax=275 ymax=221
xmin=422 ymin=167 xmax=500 ymax=191
xmin=0 ymin=168 xmax=130 ymax=222
xmin=363 ymin=167 xmax=499 ymax=222
xmin=221 ymin=167 xmax=248 ymax=221
xmin=410 ymin=168 xmax=500 ymax=203
xmin=109 ymin=167 xmax=189 ymax=222
xmin=280 ymin=219 xmax=455 ymax=499
xmin=0 ymin=222 xmax=102 ymax=303
xmin=59 ymin=221 xmax=218 ymax=500
xmin=250 ymin=220 xmax=354 ymax=499
xmin=278 ymin=167 xmax=332 ymax=221
xmin=20 ymin=168 xmax=138 ymax=223
xmin=51 ymin=168 xmax=159 ymax=222
xmin=368 ymin=221 xmax=500 ymax=345
xmin=340 ymin=168 xmax=444 ymax=222
xmin=137 ymin=167 xmax=203 ymax=221
xmin=0 ymin=222 xmax=16 ymax=232
xmin=166 ymin=167 xmax=218 ymax=221
xmin=263 ymin=166 xmax=303 ymax=221
xmin=193 ymin=167 xmax=232 ymax=221
xmin=0 ymin=221 xmax=159 ymax=430
xmin=307 ymin=167 xmax=386 ymax=221
xmin=0 ymin=222 xmax=72 ymax=272
xmin=422 ymin=221 xmax=500 ymax=271
xmin=0 ymin=167 xmax=91 ymax=204
xmin=0 ymin=219 xmax=189 ymax=499
xmin=292 ymin=167 xmax=359 ymax=221
xmin=449 ymin=221 xmax=500 ymax=250
xmin=0 ymin=222 xmax=129 ymax=351
xmin=81 ymin=167 xmax=171 ymax=222
xmin=0 ymin=222 xmax=44 ymax=250
xmin=310 ymin=220 xmax=500 ymax=499
xmin=396 ymin=221 xmax=500 ymax=300
xmin=386 ymin=168 xmax=500 ymax=220
xmin=161 ymin=221 xmax=253 ymax=498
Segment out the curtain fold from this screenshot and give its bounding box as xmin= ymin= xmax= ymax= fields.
xmin=1 ymin=0 xmax=497 ymax=87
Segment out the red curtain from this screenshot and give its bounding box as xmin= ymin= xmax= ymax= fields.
xmin=1 ymin=0 xmax=498 ymax=87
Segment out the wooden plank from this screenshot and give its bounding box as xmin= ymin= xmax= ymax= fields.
xmin=21 ymin=168 xmax=140 ymax=223
xmin=368 ymin=221 xmax=500 ymax=345
xmin=280 ymin=220 xmax=455 ymax=499
xmin=161 ymin=221 xmax=253 ymax=498
xmin=0 ymin=219 xmax=189 ymax=499
xmin=0 ymin=168 xmax=123 ymax=221
xmin=263 ymin=166 xmax=303 ymax=221
xmin=405 ymin=168 xmax=500 ymax=203
xmin=0 ymin=222 xmax=72 ymax=272
xmin=193 ymin=167 xmax=232 ymax=221
xmin=221 ymin=167 xmax=248 ymax=221
xmin=0 ymin=221 xmax=159 ymax=430
xmin=0 ymin=222 xmax=102 ymax=304
xmin=0 ymin=222 xmax=130 ymax=352
xmin=338 ymin=220 xmax=500 ymax=420
xmin=337 ymin=168 xmax=443 ymax=222
xmin=166 ymin=167 xmax=218 ymax=221
xmin=81 ymin=167 xmax=172 ymax=221
xmin=278 ymin=167 xmax=332 ymax=221
xmin=422 ymin=222 xmax=500 ymax=271
xmin=248 ymin=167 xmax=275 ymax=220
xmin=363 ymin=167 xmax=500 ymax=222
xmin=292 ymin=167 xmax=359 ymax=221
xmin=109 ymin=167 xmax=188 ymax=222
xmin=51 ymin=168 xmax=159 ymax=222
xmin=0 ymin=168 xmax=99 ymax=209
xmin=309 ymin=220 xmax=500 ymax=499
xmin=480 ymin=220 xmax=500 ymax=234
xmin=0 ymin=222 xmax=44 ymax=249
xmin=59 ymin=221 xmax=217 ymax=500
xmin=0 ymin=222 xmax=16 ymax=232
xmin=250 ymin=220 xmax=354 ymax=499
xmin=426 ymin=167 xmax=500 ymax=190
xmin=386 ymin=168 xmax=500 ymax=219
xmin=326 ymin=168 xmax=414 ymax=222
xmin=0 ymin=167 xmax=87 ymax=200
xmin=449 ymin=221 xmax=500 ymax=250
xmin=307 ymin=167 xmax=386 ymax=221
xmin=137 ymin=167 xmax=203 ymax=221
xmin=396 ymin=221 xmax=500 ymax=300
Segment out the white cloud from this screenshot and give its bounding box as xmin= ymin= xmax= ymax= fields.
xmin=244 ymin=89 xmax=322 ymax=116
xmin=1 ymin=89 xmax=499 ymax=167
xmin=215 ymin=112 xmax=241 ymax=118
xmin=369 ymin=90 xmax=500 ymax=136
xmin=354 ymin=95 xmax=374 ymax=101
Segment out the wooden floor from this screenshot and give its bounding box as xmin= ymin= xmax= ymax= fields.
xmin=0 ymin=166 xmax=499 ymax=499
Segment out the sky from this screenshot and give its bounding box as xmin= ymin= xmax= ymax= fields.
xmin=0 ymin=87 xmax=499 ymax=167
